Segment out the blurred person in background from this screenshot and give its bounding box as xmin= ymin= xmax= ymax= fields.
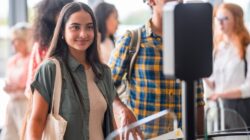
xmin=0 ymin=22 xmax=32 ymax=140
xmin=94 ymin=2 xmax=119 ymax=64
xmin=24 ymin=0 xmax=74 ymax=99
xmin=205 ymin=3 xmax=250 ymax=128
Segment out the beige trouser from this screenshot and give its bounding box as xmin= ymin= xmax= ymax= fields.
xmin=0 ymin=95 xmax=27 ymax=140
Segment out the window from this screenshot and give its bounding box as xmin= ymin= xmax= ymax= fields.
xmin=0 ymin=0 xmax=9 ymax=77
xmin=105 ymin=0 xmax=151 ymax=37
xmin=0 ymin=0 xmax=9 ymax=129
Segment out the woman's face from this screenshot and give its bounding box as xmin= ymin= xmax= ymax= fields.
xmin=106 ymin=10 xmax=119 ymax=36
xmin=215 ymin=8 xmax=235 ymax=35
xmin=64 ymin=10 xmax=94 ymax=53
xmin=11 ymin=37 xmax=27 ymax=54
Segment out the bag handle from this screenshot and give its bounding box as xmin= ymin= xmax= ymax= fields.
xmin=50 ymin=58 xmax=62 ymax=115
xmin=20 ymin=58 xmax=62 ymax=140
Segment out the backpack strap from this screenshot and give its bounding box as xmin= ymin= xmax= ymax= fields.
xmin=126 ymin=28 xmax=141 ymax=81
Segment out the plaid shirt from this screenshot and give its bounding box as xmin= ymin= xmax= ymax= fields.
xmin=109 ymin=20 xmax=204 ymax=138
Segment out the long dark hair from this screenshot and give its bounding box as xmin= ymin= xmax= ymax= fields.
xmin=94 ymin=2 xmax=117 ymax=43
xmin=47 ymin=2 xmax=103 ymax=79
xmin=33 ymin=0 xmax=73 ymax=48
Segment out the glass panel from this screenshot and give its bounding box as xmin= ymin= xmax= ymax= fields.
xmin=205 ymin=106 xmax=250 ymax=140
xmin=106 ymin=110 xmax=183 ymax=140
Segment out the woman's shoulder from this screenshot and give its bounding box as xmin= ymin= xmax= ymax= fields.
xmin=38 ymin=58 xmax=57 ymax=72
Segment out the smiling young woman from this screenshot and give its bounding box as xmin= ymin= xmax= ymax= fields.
xmin=26 ymin=2 xmax=121 ymax=140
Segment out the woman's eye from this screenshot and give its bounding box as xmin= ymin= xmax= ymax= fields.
xmin=87 ymin=25 xmax=94 ymax=30
xmin=70 ymin=26 xmax=80 ymax=30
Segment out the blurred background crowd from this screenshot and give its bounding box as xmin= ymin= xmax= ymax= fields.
xmin=0 ymin=0 xmax=250 ymax=139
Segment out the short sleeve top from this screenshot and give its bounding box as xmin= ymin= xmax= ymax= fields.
xmin=31 ymin=55 xmax=117 ymax=140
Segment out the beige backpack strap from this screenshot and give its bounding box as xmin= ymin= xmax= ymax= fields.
xmin=127 ymin=28 xmax=141 ymax=81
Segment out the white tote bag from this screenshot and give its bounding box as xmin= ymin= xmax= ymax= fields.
xmin=21 ymin=58 xmax=67 ymax=140
xmin=41 ymin=58 xmax=67 ymax=140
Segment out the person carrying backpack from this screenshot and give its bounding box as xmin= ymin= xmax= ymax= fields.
xmin=109 ymin=0 xmax=205 ymax=139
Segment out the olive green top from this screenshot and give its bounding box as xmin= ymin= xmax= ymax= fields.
xmin=31 ymin=55 xmax=117 ymax=140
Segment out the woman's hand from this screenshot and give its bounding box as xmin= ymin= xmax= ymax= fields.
xmin=113 ymin=96 xmax=143 ymax=140
xmin=208 ymin=93 xmax=220 ymax=101
xmin=119 ymin=107 xmax=143 ymax=140
xmin=208 ymin=89 xmax=242 ymax=101
xmin=3 ymin=82 xmax=19 ymax=93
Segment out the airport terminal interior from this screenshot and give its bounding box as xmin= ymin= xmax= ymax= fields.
xmin=0 ymin=0 xmax=250 ymax=139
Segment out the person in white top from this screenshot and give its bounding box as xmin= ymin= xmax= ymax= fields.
xmin=205 ymin=3 xmax=250 ymax=128
xmin=94 ymin=2 xmax=119 ymax=64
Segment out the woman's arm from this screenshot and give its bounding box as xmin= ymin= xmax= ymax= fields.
xmin=26 ymin=89 xmax=49 ymax=140
xmin=3 ymin=84 xmax=25 ymax=94
xmin=209 ymin=88 xmax=242 ymax=100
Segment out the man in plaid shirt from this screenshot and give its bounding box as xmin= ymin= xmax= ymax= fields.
xmin=110 ymin=0 xmax=205 ymax=139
